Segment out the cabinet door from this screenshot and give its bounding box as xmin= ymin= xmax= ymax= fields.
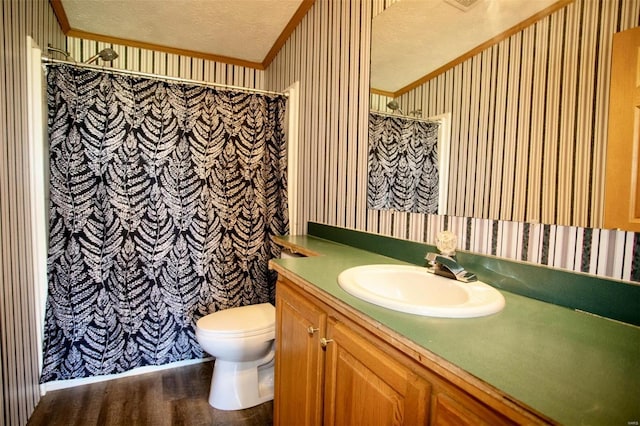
xmin=323 ymin=319 xmax=430 ymax=426
xmin=604 ymin=26 xmax=640 ymax=231
xmin=275 ymin=280 xmax=327 ymax=426
xmin=431 ymin=392 xmax=517 ymax=426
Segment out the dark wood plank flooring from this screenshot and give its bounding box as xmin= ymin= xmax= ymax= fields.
xmin=27 ymin=361 xmax=273 ymax=426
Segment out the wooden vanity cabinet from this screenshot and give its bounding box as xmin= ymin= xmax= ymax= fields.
xmin=274 ymin=275 xmax=550 ymax=426
xmin=276 ymin=279 xmax=430 ymax=425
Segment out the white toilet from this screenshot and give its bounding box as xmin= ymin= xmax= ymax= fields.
xmin=195 ymin=303 xmax=276 ymax=410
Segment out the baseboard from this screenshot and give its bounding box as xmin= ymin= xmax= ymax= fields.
xmin=41 ymin=357 xmax=214 ymax=395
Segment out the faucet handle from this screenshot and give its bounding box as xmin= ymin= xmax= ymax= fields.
xmin=436 ymin=231 xmax=457 ymax=256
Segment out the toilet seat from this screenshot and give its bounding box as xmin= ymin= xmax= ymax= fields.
xmin=197 ymin=303 xmax=275 ymax=338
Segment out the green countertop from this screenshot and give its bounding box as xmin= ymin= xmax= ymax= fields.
xmin=271 ymin=235 xmax=640 ymax=426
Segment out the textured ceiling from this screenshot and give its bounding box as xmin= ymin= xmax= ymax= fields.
xmin=371 ymin=0 xmax=560 ymax=94
xmin=57 ymin=0 xmax=561 ymax=92
xmin=59 ymin=0 xmax=305 ymax=65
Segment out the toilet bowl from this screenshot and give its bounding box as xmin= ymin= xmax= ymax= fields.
xmin=195 ymin=303 xmax=275 ymax=410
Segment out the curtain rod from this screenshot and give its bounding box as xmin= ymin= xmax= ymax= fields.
xmin=41 ymin=57 xmax=287 ymax=98
xmin=370 ymin=110 xmax=438 ymax=124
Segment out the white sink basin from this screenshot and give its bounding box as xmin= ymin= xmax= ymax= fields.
xmin=337 ymin=264 xmax=505 ymax=318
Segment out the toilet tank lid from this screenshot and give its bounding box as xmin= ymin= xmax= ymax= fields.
xmin=197 ymin=303 xmax=275 ymax=334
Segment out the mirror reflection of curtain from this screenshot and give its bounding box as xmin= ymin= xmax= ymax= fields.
xmin=368 ymin=112 xmax=439 ymax=213
xmin=40 ymin=64 xmax=288 ymax=381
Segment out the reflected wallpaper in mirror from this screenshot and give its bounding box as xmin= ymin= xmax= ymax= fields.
xmin=368 ymin=0 xmax=638 ymax=228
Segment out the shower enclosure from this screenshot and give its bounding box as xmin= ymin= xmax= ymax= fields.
xmin=40 ymin=63 xmax=289 ymax=382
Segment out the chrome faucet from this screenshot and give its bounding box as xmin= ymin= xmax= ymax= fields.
xmin=425 ymin=252 xmax=478 ymax=283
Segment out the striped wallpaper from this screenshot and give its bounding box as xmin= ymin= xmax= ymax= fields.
xmin=266 ymin=0 xmax=640 ymax=283
xmin=1 ymin=1 xmax=65 ymax=424
xmin=266 ymin=0 xmax=372 ymax=236
xmin=395 ymin=0 xmax=640 ymax=230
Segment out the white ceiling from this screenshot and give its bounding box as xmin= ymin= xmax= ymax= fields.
xmin=59 ymin=0 xmax=305 ymax=64
xmin=371 ymin=0 xmax=559 ymax=93
xmin=58 ymin=0 xmax=560 ymax=92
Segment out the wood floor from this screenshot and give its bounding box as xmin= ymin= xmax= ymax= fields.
xmin=27 ymin=361 xmax=273 ymax=426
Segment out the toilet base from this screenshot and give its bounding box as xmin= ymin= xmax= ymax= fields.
xmin=208 ymin=354 xmax=275 ymax=410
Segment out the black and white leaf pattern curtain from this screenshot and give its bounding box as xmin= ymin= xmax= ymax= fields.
xmin=41 ymin=65 xmax=288 ymax=381
xmin=367 ymin=112 xmax=440 ymax=214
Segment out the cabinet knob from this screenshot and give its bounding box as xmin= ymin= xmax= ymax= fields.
xmin=307 ymin=326 xmax=319 ymax=335
xmin=320 ymin=338 xmax=333 ymax=348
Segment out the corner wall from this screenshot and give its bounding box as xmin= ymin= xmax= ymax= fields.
xmin=265 ymin=0 xmax=372 ymax=235
xmin=1 ymin=0 xmax=65 ymax=424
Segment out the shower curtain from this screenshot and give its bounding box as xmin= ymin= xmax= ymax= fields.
xmin=40 ymin=64 xmax=288 ymax=381
xmin=367 ymin=112 xmax=439 ymax=214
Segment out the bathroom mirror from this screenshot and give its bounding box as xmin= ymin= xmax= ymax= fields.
xmin=368 ymin=0 xmax=615 ymax=229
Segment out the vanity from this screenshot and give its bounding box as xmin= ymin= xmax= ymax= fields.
xmin=269 ymin=227 xmax=640 ymax=425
